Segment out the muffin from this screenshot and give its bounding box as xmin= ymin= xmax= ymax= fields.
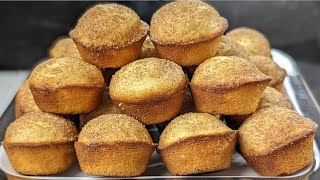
xmin=15 ymin=80 xmax=42 ymax=118
xmin=238 ymin=107 xmax=318 ymax=176
xmin=248 ymin=55 xmax=287 ymax=92
xmin=75 ymin=114 xmax=155 ymax=176
xmin=138 ymin=36 xmax=159 ymax=59
xmin=109 ymin=58 xmax=187 ymax=125
xmin=48 ymin=37 xmax=82 ymax=59
xmin=29 ymin=57 xmax=105 ymax=114
xmin=215 ymin=36 xmax=249 ymax=59
xmin=2 ymin=112 xmax=78 ymax=175
xmin=191 ymin=56 xmax=271 ymax=115
xmin=70 ymin=4 xmax=148 ymax=68
xmin=79 ymin=89 xmax=120 ymax=129
xmin=226 ymin=27 xmax=271 ymax=57
xmin=226 ymin=86 xmax=293 ymax=129
xmin=150 ymin=0 xmax=228 ymax=66
xmin=158 ymin=113 xmax=237 ymax=175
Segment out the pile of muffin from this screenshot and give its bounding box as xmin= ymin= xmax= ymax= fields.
xmin=2 ymin=0 xmax=318 ymax=177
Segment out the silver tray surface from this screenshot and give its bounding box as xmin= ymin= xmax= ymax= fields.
xmin=0 ymin=49 xmax=319 ymax=179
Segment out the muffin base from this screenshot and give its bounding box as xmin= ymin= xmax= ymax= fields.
xmin=239 ymin=132 xmax=315 ymax=176
xmin=191 ymin=81 xmax=269 ymax=115
xmin=30 ymin=85 xmax=105 ymax=114
xmin=72 ymin=22 xmax=148 ymax=68
xmin=113 ymin=90 xmax=185 ymax=125
xmin=158 ymin=132 xmax=237 ymax=176
xmin=151 ymin=18 xmax=228 ymax=67
xmin=2 ymin=142 xmax=75 ymax=176
xmin=152 ymin=35 xmax=222 ymax=67
xmin=75 ymin=141 xmax=155 ymax=176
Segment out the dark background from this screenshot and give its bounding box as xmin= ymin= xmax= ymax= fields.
xmin=0 ymin=1 xmax=319 ymax=100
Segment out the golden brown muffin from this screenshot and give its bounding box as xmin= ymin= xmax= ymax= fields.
xmin=191 ymin=56 xmax=271 ymax=115
xmin=48 ymin=37 xmax=82 ymax=59
xmin=15 ymin=80 xmax=42 ymax=118
xmin=109 ymin=58 xmax=187 ymax=125
xmin=158 ymin=113 xmax=237 ymax=175
xmin=138 ymin=36 xmax=159 ymax=59
xmin=70 ymin=4 xmax=148 ymax=68
xmin=75 ymin=114 xmax=155 ymax=176
xmin=226 ymin=27 xmax=271 ymax=57
xmin=29 ymin=57 xmax=105 ymax=114
xmin=248 ymin=55 xmax=287 ymax=92
xmin=79 ymin=89 xmax=120 ymax=129
xmin=256 ymin=87 xmax=293 ymax=110
xmin=2 ymin=112 xmax=78 ymax=175
xmin=238 ymin=107 xmax=318 ymax=176
xmin=150 ymin=0 xmax=228 ymax=66
xmin=226 ymin=86 xmax=293 ymax=129
xmin=215 ymin=36 xmax=249 ymax=59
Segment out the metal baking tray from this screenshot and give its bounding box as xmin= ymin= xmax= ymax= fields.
xmin=0 ymin=49 xmax=319 ymax=179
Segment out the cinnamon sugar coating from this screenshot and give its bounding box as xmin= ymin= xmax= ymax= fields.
xmin=226 ymin=27 xmax=271 ymax=57
xmin=150 ymin=0 xmax=227 ymax=44
xmin=70 ymin=4 xmax=142 ymax=47
xmin=49 ymin=37 xmax=82 ymax=59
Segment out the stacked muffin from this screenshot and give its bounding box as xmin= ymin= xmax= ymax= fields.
xmin=4 ymin=0 xmax=318 ymax=178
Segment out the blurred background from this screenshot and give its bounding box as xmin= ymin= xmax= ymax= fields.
xmin=0 ymin=0 xmax=319 ymax=100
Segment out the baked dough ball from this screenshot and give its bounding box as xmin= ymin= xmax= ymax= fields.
xmin=138 ymin=36 xmax=159 ymax=59
xmin=158 ymin=113 xmax=237 ymax=175
xmin=238 ymin=107 xmax=318 ymax=176
xmin=191 ymin=56 xmax=271 ymax=115
xmin=226 ymin=27 xmax=271 ymax=57
xmin=150 ymin=0 xmax=228 ymax=66
xmin=109 ymin=58 xmax=187 ymax=124
xmin=79 ymin=89 xmax=120 ymax=129
xmin=15 ymin=80 xmax=42 ymax=118
xmin=2 ymin=112 xmax=78 ymax=175
xmin=70 ymin=4 xmax=148 ymax=68
xmin=248 ymin=55 xmax=287 ymax=92
xmin=48 ymin=37 xmax=82 ymax=59
xmin=215 ymin=36 xmax=249 ymax=59
xmin=75 ymin=114 xmax=155 ymax=176
xmin=226 ymin=86 xmax=293 ymax=129
xmin=29 ymin=57 xmax=105 ymax=114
